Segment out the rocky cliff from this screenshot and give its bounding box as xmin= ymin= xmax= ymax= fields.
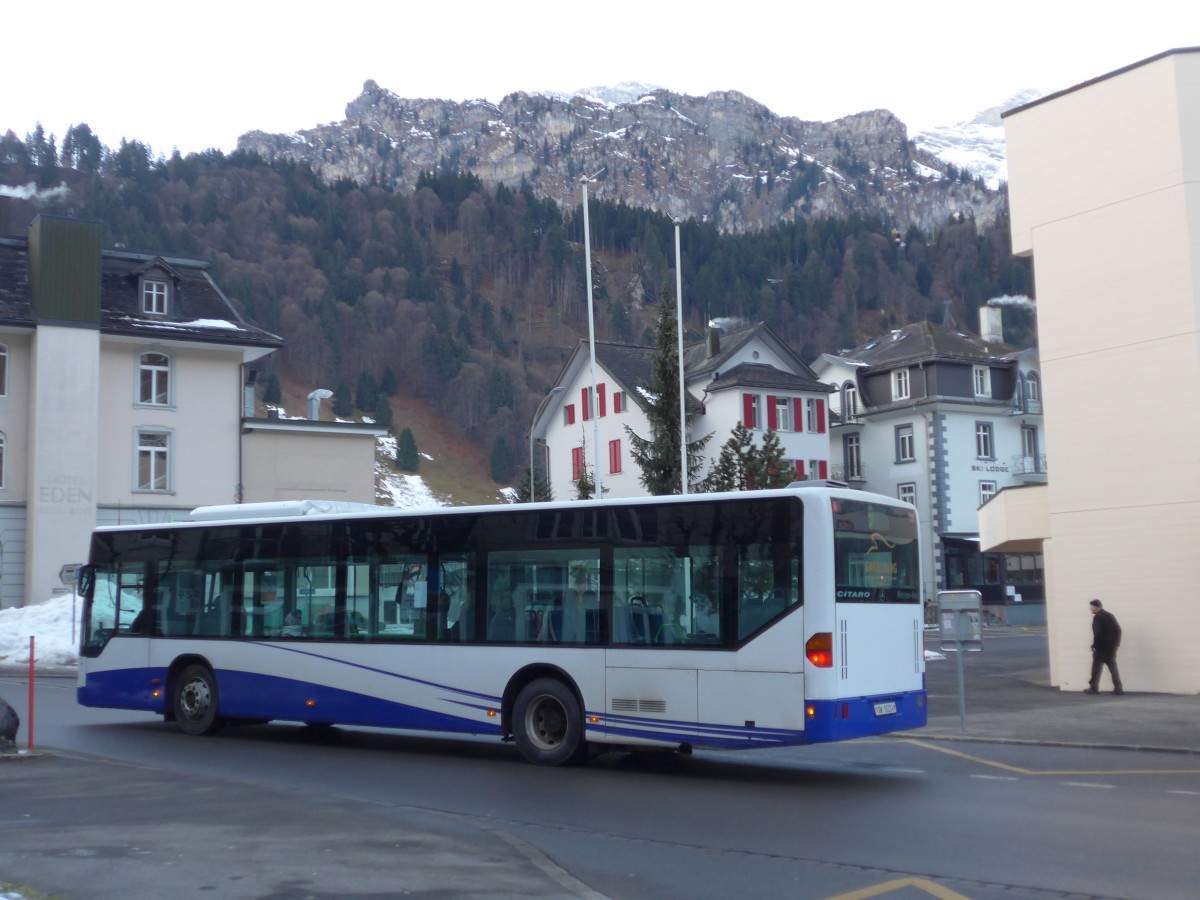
xmin=239 ymin=81 xmax=1003 ymax=234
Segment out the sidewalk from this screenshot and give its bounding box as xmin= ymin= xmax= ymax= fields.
xmin=916 ymin=628 xmax=1200 ymax=754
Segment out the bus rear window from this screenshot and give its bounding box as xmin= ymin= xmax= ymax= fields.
xmin=832 ymin=500 xmax=920 ymax=603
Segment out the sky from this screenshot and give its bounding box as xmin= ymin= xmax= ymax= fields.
xmin=4 ymin=1 xmax=1197 ymax=159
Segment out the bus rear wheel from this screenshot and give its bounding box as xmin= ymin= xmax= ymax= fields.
xmin=174 ymin=664 xmax=226 ymax=736
xmin=513 ymin=678 xmax=585 ymax=766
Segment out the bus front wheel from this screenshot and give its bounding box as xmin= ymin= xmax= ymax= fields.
xmin=174 ymin=664 xmax=226 ymax=736
xmin=513 ymin=678 xmax=585 ymax=766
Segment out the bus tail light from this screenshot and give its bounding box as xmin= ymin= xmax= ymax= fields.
xmin=806 ymin=632 xmax=833 ymax=667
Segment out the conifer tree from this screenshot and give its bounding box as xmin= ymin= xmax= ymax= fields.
xmin=333 ymin=381 xmax=353 ymax=418
xmin=264 ymin=372 xmax=282 ymax=405
xmin=625 ymin=288 xmax=711 ymax=494
xmin=490 ymin=435 xmax=514 ymax=483
xmin=702 ymin=426 xmax=793 ymax=491
xmin=396 ymin=427 xmax=419 ymax=471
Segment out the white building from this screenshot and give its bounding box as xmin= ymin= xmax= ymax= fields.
xmin=812 ymin=308 xmax=1047 ymax=620
xmin=531 ymin=322 xmax=834 ymax=500
xmin=0 ymin=215 xmax=381 ymax=609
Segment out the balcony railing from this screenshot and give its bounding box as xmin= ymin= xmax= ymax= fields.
xmin=1011 ymin=454 xmax=1048 ymax=477
xmin=829 ymin=464 xmax=867 ymax=483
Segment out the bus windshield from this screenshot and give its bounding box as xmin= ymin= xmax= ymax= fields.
xmin=832 ymin=498 xmax=920 ymax=603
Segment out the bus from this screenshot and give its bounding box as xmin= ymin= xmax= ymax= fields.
xmin=77 ymin=486 xmax=926 ymax=765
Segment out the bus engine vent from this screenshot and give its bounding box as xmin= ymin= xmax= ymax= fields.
xmin=612 ymin=698 xmax=667 ymax=714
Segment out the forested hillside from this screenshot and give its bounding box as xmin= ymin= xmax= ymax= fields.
xmin=1 ymin=126 xmax=1033 ymax=486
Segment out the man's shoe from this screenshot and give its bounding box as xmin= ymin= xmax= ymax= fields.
xmin=1113 ymin=688 xmax=1124 ymax=695
xmin=1084 ymin=688 xmax=1098 ymax=694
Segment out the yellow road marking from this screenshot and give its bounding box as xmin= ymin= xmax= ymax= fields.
xmin=825 ymin=876 xmax=972 ymax=900
xmin=898 ymin=739 xmax=1200 ymax=776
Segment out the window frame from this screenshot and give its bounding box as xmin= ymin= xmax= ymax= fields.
xmin=0 ymin=431 xmax=6 ymax=489
xmin=844 ymin=432 xmax=862 ymax=479
xmin=0 ymin=343 xmax=8 ymax=397
xmin=975 ymin=421 xmax=995 ymax=460
xmin=842 ymin=382 xmax=858 ymax=418
xmin=892 ymin=368 xmax=910 ymax=401
xmin=775 ymin=396 xmax=792 ymax=432
xmin=141 ymin=278 xmax=169 ymax=316
xmin=135 ymin=428 xmax=173 ymax=493
xmin=137 ymin=350 xmax=172 ymax=407
xmin=979 ymin=480 xmax=998 ymax=506
xmin=898 ymin=482 xmax=916 ymax=506
xmin=973 ymin=365 xmax=991 ymax=398
xmin=895 ymin=424 xmax=915 ymax=463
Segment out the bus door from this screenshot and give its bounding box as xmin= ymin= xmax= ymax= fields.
xmin=831 ymin=500 xmax=924 ymax=699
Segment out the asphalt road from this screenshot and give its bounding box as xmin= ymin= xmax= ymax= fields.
xmin=2 ymin=633 xmax=1198 ymax=899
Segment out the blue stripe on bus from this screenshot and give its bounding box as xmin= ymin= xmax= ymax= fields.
xmin=216 ymin=670 xmax=502 ymax=735
xmin=802 ymin=691 xmax=927 ymax=743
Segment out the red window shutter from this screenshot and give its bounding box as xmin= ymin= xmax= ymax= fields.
xmin=581 ymin=388 xmax=590 ymax=421
xmin=743 ymin=393 xmax=755 ymax=428
xmin=572 ymin=447 xmax=584 ymax=480
xmin=566 ymin=404 xmax=576 ymax=425
xmin=818 ymin=460 xmax=828 ymax=480
xmin=614 ymin=391 xmax=623 ymax=413
xmin=794 ymin=398 xmax=804 ymax=432
xmin=609 ymin=438 xmax=621 ymax=473
xmin=795 ymin=460 xmax=806 ymax=479
xmin=598 ymin=383 xmax=606 ymax=417
xmin=766 ymin=395 xmax=778 ymax=431
xmin=817 ymin=399 xmax=827 ymax=434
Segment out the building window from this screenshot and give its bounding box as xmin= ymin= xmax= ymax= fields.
xmin=844 ymin=433 xmax=862 ymax=479
xmin=563 ymin=404 xmax=576 ymax=426
xmin=142 ymin=279 xmax=169 ymax=315
xmin=571 ymin=446 xmax=585 ymax=482
xmin=743 ymin=393 xmax=761 ymax=430
xmin=842 ymin=382 xmax=858 ymax=418
xmin=975 ymin=422 xmax=994 ymax=459
xmin=138 ymin=351 xmax=171 ymax=405
xmin=898 ymin=482 xmax=916 ymax=505
xmin=896 ymin=424 xmax=915 ymax=462
xmin=775 ymin=397 xmax=792 ymax=432
xmin=1026 ymin=372 xmax=1040 ymax=402
xmin=608 ymin=439 xmax=622 ymax=474
xmin=973 ymin=365 xmax=991 ymax=398
xmin=0 ymin=431 xmax=5 ymax=489
xmin=136 ymin=429 xmax=171 ymax=492
xmin=580 ymin=387 xmax=593 ymax=421
xmin=0 ymin=344 xmax=7 ymax=396
xmin=892 ymin=368 xmax=910 ymax=401
xmin=979 ymin=481 xmax=998 ymax=506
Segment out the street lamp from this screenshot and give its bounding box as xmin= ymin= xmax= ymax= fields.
xmin=581 ymin=169 xmax=605 ymax=498
xmin=529 ymin=386 xmax=567 ymax=502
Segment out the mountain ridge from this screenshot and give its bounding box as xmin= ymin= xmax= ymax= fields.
xmin=238 ymin=81 xmax=1004 ymax=236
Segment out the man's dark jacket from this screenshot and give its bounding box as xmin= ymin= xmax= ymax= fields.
xmin=1092 ymin=609 xmax=1122 ymax=654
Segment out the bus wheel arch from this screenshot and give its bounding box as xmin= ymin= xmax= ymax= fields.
xmin=504 ymin=666 xmax=588 ymax=766
xmin=169 ymin=658 xmax=226 ymax=736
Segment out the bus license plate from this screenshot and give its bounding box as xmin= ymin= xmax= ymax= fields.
xmin=873 ymin=701 xmax=897 ymax=717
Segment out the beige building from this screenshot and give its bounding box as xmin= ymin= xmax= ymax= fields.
xmin=993 ymin=48 xmax=1200 ymax=693
xmin=0 ymin=214 xmax=384 ymax=609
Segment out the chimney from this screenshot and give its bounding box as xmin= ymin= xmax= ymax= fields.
xmin=980 ymin=305 xmax=1003 ymax=344
xmin=706 ymin=327 xmax=720 ymax=358
xmin=307 ymin=388 xmax=333 ymax=420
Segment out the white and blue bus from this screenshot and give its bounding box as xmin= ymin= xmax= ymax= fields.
xmin=77 ymin=485 xmax=926 ymax=765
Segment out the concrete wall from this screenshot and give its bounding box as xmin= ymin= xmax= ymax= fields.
xmin=241 ymin=429 xmax=379 ymax=505
xmin=1004 ymin=49 xmax=1200 ymax=693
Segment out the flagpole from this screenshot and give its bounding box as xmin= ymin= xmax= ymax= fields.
xmin=581 ymin=173 xmax=604 ymax=498
xmin=674 ymin=218 xmax=687 ymax=495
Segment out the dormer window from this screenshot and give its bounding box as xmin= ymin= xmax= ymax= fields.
xmin=142 ymin=278 xmax=169 ymax=315
xmin=892 ymin=368 xmax=910 ymax=401
xmin=973 ymin=365 xmax=992 ymax=398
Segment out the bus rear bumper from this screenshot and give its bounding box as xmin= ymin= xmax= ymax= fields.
xmin=803 ymin=690 xmax=927 ymax=743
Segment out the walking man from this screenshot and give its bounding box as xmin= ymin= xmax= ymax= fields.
xmin=1086 ymin=598 xmax=1123 ymax=694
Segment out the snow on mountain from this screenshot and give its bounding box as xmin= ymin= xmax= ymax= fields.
xmin=544 ymin=81 xmax=665 ymax=107
xmin=912 ymin=89 xmax=1043 ymax=190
